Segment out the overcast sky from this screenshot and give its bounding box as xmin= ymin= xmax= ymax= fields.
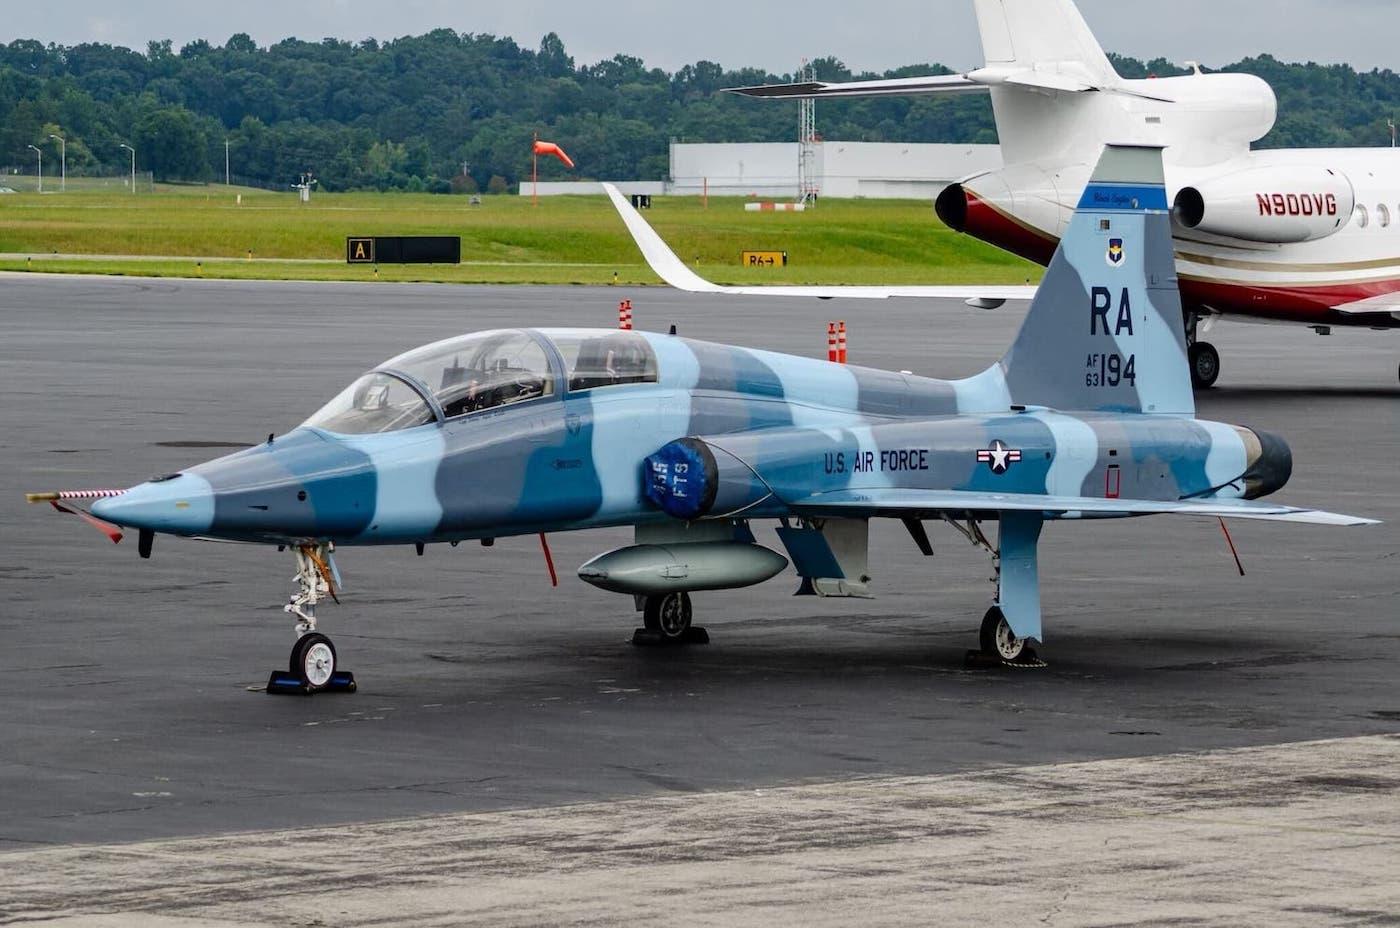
xmin=3 ymin=1 xmax=1397 ymax=75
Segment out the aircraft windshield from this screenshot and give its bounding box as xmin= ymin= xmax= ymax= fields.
xmin=386 ymin=330 xmax=554 ymax=418
xmin=304 ymin=372 xmax=436 ymax=435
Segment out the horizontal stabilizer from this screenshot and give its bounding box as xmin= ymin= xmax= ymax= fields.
xmin=602 ymin=184 xmax=1037 ymax=303
xmin=726 ymin=70 xmax=1172 ymax=103
xmin=788 ymin=487 xmax=1379 ymax=527
xmin=727 ymin=74 xmax=985 ymax=99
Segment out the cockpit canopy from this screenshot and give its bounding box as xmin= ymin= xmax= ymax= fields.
xmin=303 ymin=329 xmax=658 ymax=435
xmin=393 ymin=330 xmax=555 ymax=419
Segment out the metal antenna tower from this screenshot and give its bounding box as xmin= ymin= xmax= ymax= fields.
xmin=797 ymin=58 xmax=819 ymax=205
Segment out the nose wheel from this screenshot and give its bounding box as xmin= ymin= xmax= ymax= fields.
xmin=291 ymin=633 xmax=343 ymax=689
xmin=266 ymin=544 xmax=357 ymax=694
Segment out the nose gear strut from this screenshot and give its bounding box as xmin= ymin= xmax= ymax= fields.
xmin=266 ymin=542 xmax=357 ymax=695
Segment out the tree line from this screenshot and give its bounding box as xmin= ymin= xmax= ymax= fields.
xmin=3 ymin=31 xmax=1400 ymax=192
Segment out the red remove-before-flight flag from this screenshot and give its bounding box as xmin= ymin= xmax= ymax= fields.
xmin=532 ymin=139 xmax=575 ymax=169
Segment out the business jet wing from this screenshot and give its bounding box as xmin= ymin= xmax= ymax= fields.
xmin=1329 ymin=294 xmax=1400 ymax=321
xmin=603 ymin=184 xmax=1037 ymax=304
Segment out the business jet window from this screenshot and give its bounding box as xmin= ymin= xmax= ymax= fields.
xmin=387 ymin=330 xmax=555 ymax=419
xmin=304 ymin=372 xmax=436 ymax=434
xmin=550 ymin=332 xmax=659 ymax=392
xmin=1355 ymin=205 xmax=1370 ymax=228
xmin=1378 ymin=204 xmax=1391 ymax=228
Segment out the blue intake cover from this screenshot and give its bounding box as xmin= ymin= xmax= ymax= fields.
xmin=643 ymin=438 xmax=717 ymax=520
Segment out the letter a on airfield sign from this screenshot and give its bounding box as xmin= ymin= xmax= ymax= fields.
xmin=346 ymin=237 xmax=375 ymax=264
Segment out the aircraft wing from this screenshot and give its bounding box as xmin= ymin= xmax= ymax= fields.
xmin=603 ymin=183 xmax=1038 ymax=304
xmin=1329 ymin=294 xmax=1400 ymax=320
xmin=787 ymin=488 xmax=1378 ymax=527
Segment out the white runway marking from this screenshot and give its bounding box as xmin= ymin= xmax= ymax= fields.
xmin=6 ymin=734 xmax=1399 ymax=927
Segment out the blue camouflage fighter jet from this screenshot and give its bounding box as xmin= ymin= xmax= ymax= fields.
xmin=28 ymin=146 xmax=1375 ymax=692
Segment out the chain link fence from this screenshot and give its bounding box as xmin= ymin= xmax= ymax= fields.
xmin=0 ymin=168 xmax=156 ymax=194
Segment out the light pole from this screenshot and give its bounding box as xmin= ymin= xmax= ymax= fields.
xmin=119 ymin=143 xmax=135 ymax=194
xmin=48 ymin=134 xmax=65 ymax=192
xmin=26 ymin=144 xmax=41 ymax=193
xmin=225 ymin=138 xmax=230 ymax=185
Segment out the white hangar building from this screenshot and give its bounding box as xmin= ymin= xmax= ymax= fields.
xmin=521 ymin=141 xmax=1003 ymax=200
xmin=668 ymin=141 xmax=1003 ymax=199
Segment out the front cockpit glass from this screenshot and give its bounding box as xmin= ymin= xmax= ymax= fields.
xmin=304 ymin=372 xmax=436 ymax=434
xmin=550 ymin=331 xmax=659 ymax=391
xmin=386 ymin=330 xmax=554 ymax=419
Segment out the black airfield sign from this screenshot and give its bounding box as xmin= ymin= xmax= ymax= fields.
xmin=346 ymin=237 xmax=375 ymax=263
xmin=347 ymin=236 xmax=461 ymax=265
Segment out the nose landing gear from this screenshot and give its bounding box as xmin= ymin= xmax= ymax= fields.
xmin=266 ymin=543 xmax=357 ymax=695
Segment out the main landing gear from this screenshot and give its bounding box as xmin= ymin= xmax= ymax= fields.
xmin=945 ymin=516 xmax=1048 ymax=670
xmin=631 ymin=591 xmax=710 ymax=646
xmin=266 ymin=543 xmax=357 ymax=695
xmin=1186 ymin=312 xmax=1221 ymax=390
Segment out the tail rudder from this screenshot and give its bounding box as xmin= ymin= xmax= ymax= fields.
xmin=998 ymin=145 xmax=1193 ymax=416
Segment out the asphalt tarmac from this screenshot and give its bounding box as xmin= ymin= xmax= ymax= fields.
xmin=2 ymin=274 xmax=1398 ymax=857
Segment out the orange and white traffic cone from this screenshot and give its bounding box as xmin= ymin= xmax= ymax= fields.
xmin=827 ymin=322 xmax=837 ymax=362
xmin=837 ymin=321 xmax=848 ymax=364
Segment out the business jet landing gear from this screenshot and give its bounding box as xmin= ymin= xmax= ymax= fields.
xmin=631 ymin=591 xmax=710 ymax=646
xmin=266 ymin=543 xmax=357 ymax=694
xmin=1189 ymin=342 xmax=1221 ymax=390
xmin=1186 ymin=313 xmax=1221 ymax=389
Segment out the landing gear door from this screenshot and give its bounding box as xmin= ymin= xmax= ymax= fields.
xmin=775 ymin=518 xmax=872 ymax=598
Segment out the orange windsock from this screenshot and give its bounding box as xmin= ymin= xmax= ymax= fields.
xmin=532 ymin=139 xmax=575 ymax=169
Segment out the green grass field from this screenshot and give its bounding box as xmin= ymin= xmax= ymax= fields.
xmin=0 ymin=185 xmax=1041 ymax=286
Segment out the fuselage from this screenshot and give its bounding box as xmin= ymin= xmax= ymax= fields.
xmin=940 ymin=74 xmax=1400 ymax=329
xmin=91 ymin=329 xmax=1284 ymax=546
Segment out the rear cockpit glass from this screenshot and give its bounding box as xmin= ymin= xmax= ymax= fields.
xmin=551 ymin=332 xmax=659 ymax=391
xmin=304 ymin=372 xmax=435 ymax=434
xmin=387 ymin=330 xmax=554 ymax=418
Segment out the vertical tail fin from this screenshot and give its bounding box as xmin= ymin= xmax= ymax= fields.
xmin=974 ymin=0 xmax=1116 ymax=83
xmin=972 ymin=0 xmax=1120 ymax=164
xmin=999 ymin=145 xmax=1193 ymax=416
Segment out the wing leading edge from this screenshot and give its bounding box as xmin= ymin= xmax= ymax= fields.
xmin=788 ymin=487 xmax=1377 ymax=527
xmin=602 ymin=183 xmax=1038 ymax=303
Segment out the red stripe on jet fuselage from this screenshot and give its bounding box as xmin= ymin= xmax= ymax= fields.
xmin=955 ymin=192 xmax=1400 ymax=326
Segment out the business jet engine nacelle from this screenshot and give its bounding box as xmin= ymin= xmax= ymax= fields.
xmin=936 ymin=163 xmax=1087 ymax=265
xmin=1173 ymin=166 xmax=1356 ymax=245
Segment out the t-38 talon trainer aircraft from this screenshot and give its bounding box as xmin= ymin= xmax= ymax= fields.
xmin=727 ymin=0 xmax=1400 ymax=389
xmin=29 ymin=146 xmax=1374 ymax=694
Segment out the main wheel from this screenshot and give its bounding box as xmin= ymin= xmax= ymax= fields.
xmin=1188 ymin=341 xmax=1221 ymax=390
xmin=979 ymin=607 xmax=1025 ymax=662
xmin=643 ymin=592 xmax=692 ymax=641
xmin=290 ymin=632 xmax=337 ymax=690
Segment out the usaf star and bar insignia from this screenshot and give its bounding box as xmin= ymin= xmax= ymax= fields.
xmin=977 ymin=440 xmax=1023 ymax=475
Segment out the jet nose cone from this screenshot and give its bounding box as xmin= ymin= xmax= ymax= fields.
xmin=90 ymin=473 xmax=216 ymax=535
xmin=1240 ymin=429 xmax=1293 ymax=500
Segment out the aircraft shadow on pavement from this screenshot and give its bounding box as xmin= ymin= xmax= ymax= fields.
xmin=1205 ymin=385 xmax=1400 ymax=401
